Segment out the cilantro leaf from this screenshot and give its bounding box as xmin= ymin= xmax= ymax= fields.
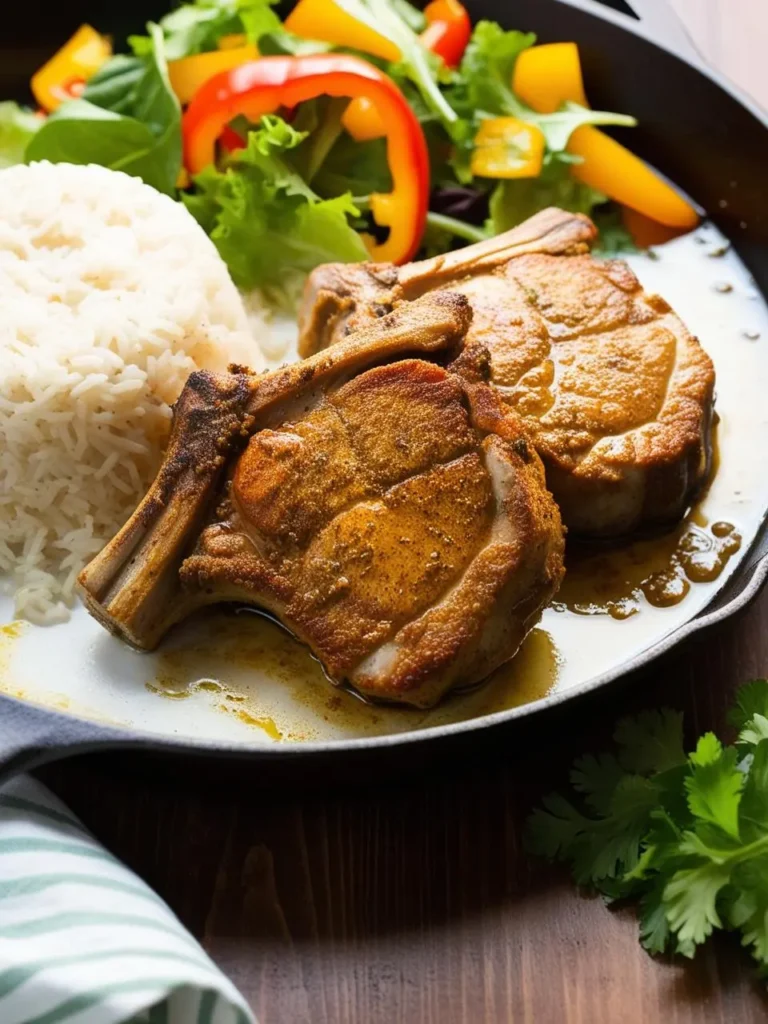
xmin=725 ymin=856 xmax=768 ymax=965
xmin=664 ymin=861 xmax=732 ymax=957
xmin=183 ymin=115 xmax=367 ymax=292
xmin=739 ymin=739 xmax=768 ymax=841
xmin=0 ymin=102 xmax=40 ymax=168
xmin=525 ymin=793 xmax=591 ymax=863
xmin=684 ymin=734 xmax=744 ymax=840
xmin=639 ymin=875 xmax=673 ymax=954
xmin=741 ymin=715 xmax=768 ymax=747
xmin=729 ymin=680 xmax=768 ymax=747
xmin=526 ymin=775 xmax=658 ymax=886
xmin=728 ymin=679 xmax=768 ymax=731
xmin=526 ymin=693 xmax=768 ymax=976
xmin=570 ymin=753 xmax=625 ymax=815
xmin=614 ymin=709 xmax=686 ymax=776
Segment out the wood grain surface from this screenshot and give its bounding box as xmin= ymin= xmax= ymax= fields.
xmin=40 ymin=4 xmax=768 ymax=1022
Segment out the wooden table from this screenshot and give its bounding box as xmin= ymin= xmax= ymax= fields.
xmin=42 ymin=4 xmax=768 ymax=1022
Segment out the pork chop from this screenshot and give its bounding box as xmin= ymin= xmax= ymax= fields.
xmin=298 ymin=207 xmax=715 ymax=537
xmin=78 ymin=294 xmax=564 ymax=707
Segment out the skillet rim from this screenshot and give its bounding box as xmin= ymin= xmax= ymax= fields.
xmin=1 ymin=0 xmax=767 ymax=772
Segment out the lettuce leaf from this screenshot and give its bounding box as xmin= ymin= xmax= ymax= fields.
xmin=131 ymin=0 xmax=280 ymax=60
xmin=488 ymin=161 xmax=606 ymax=232
xmin=183 ymin=115 xmax=368 ymax=291
xmin=332 ymin=0 xmax=457 ymax=127
xmin=26 ymin=24 xmax=181 ymax=195
xmin=0 ymin=103 xmax=40 ymax=169
xmin=488 ymin=159 xmax=636 ymax=255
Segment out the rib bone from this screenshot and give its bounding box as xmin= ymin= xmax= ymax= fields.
xmin=78 ymin=293 xmax=472 ymax=649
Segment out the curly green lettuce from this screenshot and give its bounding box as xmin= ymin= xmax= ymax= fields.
xmin=183 ymin=115 xmax=368 ymax=292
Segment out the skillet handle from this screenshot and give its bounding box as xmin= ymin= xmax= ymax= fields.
xmin=555 ymin=0 xmax=705 ymax=68
xmin=0 ymin=695 xmax=141 ymax=784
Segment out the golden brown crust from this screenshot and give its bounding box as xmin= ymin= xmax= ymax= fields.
xmin=180 ymin=360 xmax=564 ymax=706
xmin=297 ymin=209 xmax=715 ymax=537
xmin=494 ymin=254 xmax=715 ymax=534
xmin=78 ymin=290 xmax=564 ymax=708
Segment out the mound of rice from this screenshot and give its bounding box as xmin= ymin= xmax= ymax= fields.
xmin=0 ymin=161 xmax=265 ymax=624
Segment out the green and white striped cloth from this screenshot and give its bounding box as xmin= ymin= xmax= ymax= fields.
xmin=0 ymin=775 xmax=255 ymax=1024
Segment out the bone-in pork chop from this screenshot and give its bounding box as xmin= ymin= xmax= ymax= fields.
xmin=298 ymin=207 xmax=715 ymax=537
xmin=78 ymin=294 xmax=564 ymax=707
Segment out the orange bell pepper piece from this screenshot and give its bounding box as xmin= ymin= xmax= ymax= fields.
xmin=341 ymin=96 xmax=385 ymax=142
xmin=569 ymin=126 xmax=699 ymax=229
xmin=168 ymin=45 xmax=259 ymax=106
xmin=511 ymin=42 xmax=698 ymax=230
xmin=621 ymin=207 xmax=689 ymax=248
xmin=470 ymin=117 xmax=544 ymax=179
xmin=31 ymin=25 xmax=111 ymax=113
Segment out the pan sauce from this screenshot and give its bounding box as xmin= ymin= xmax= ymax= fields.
xmin=141 ymin=503 xmax=738 ymax=738
xmin=2 ymin=222 xmax=768 ymax=746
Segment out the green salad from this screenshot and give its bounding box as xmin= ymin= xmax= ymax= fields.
xmin=2 ymin=0 xmax=700 ymax=298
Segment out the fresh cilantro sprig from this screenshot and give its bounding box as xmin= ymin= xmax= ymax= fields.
xmin=526 ymin=681 xmax=768 ymax=971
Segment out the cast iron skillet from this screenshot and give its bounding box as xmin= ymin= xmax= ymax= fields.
xmin=1 ymin=0 xmax=767 ymax=780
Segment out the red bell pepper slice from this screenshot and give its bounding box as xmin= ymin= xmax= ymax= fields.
xmin=183 ymin=54 xmax=429 ymax=265
xmin=421 ymin=0 xmax=472 ymax=69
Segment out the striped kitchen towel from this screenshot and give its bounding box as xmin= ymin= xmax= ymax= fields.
xmin=0 ymin=775 xmax=255 ymax=1024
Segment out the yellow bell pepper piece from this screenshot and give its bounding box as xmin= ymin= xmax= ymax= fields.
xmin=510 ymin=42 xmax=699 ymax=229
xmin=31 ymin=25 xmax=111 ymax=112
xmin=471 ymin=117 xmax=545 ymax=179
xmin=342 ymin=96 xmax=386 ymax=141
xmin=285 ymin=0 xmax=401 ymax=62
xmin=569 ymin=126 xmax=699 ymax=228
xmin=513 ymin=42 xmax=587 ymax=113
xmin=168 ymin=45 xmax=259 ymax=106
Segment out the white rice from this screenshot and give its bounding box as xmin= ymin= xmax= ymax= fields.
xmin=0 ymin=162 xmax=266 ymax=624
